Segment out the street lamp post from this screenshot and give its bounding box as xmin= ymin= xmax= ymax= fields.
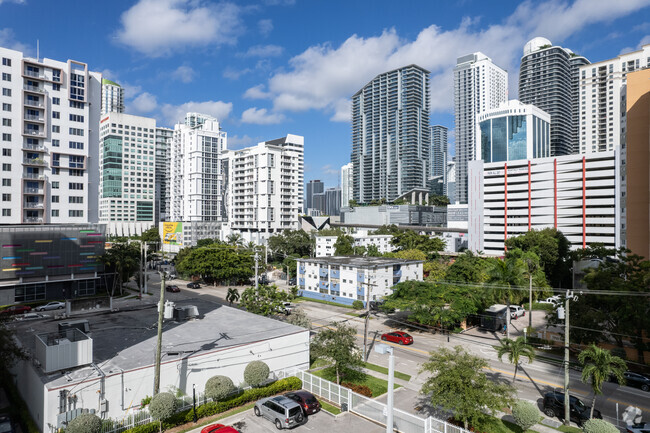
xmin=375 ymin=344 xmax=394 ymax=433
xmin=523 ymin=327 xmax=527 ymax=344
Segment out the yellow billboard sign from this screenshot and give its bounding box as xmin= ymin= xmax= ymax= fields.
xmin=162 ymin=222 xmax=183 ymax=245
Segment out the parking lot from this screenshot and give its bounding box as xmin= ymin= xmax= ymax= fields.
xmin=186 ymin=408 xmax=385 ymax=433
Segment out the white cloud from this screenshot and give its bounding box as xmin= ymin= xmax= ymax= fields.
xmin=241 ymin=107 xmax=286 ymax=125
xmin=243 ymin=84 xmax=272 ymax=99
xmin=171 ymin=65 xmax=196 ymax=83
xmin=228 ymin=134 xmax=257 ymax=149
xmin=115 ymin=0 xmax=241 ymax=57
xmin=0 ymin=0 xmax=26 ymax=5
xmin=263 ymin=0 xmax=295 ymax=5
xmin=131 ymin=92 xmax=158 ymax=113
xmin=161 ymin=100 xmax=232 ymax=126
xmin=252 ymin=0 xmax=650 ymax=121
xmin=639 ymin=35 xmax=650 ymax=47
xmin=223 ymin=67 xmax=252 ymax=80
xmin=0 ymin=28 xmax=30 ymax=54
xmin=258 ymin=19 xmax=273 ymax=37
xmin=242 ymin=44 xmax=284 ymax=58
xmin=321 ymin=164 xmax=339 ymax=176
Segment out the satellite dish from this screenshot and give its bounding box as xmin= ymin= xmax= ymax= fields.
xmin=622 ymin=405 xmax=642 ymax=426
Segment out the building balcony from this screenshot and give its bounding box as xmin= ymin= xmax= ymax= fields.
xmin=23 ymin=202 xmax=44 ymax=209
xmin=23 ymin=157 xmax=46 ymax=166
xmin=23 ymin=187 xmax=44 ymax=194
xmin=23 ymin=217 xmax=43 ymax=223
xmin=330 ymin=269 xmax=340 ymax=279
xmin=22 ymin=173 xmax=45 ymax=180
xmin=22 ymin=142 xmax=45 ymax=151
xmin=357 ymin=273 xmax=365 ymax=282
xmin=24 ymin=99 xmax=44 ymax=108
xmin=393 ymin=269 xmax=402 ymax=277
xmin=299 ymin=278 xmax=305 ymax=286
xmin=23 ymin=84 xmax=45 ymax=94
xmin=22 ymin=129 xmax=45 ymax=138
xmin=318 ymin=281 xmax=328 ymax=290
xmin=298 ymin=266 xmax=305 ymax=274
xmin=23 ymin=69 xmax=45 ymax=79
xmin=319 ymin=268 xmax=328 ymax=278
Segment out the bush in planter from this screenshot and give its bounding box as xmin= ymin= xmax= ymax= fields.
xmin=244 ymin=360 xmax=270 ymax=387
xmin=511 ymin=400 xmax=541 ymax=431
xmin=66 ymin=413 xmax=102 ymax=433
xmin=582 ymin=419 xmax=619 ymax=433
xmin=204 ymin=375 xmax=235 ymax=401
xmin=149 ymin=392 xmax=177 ymax=431
xmin=341 ymin=382 xmax=372 ymax=397
xmin=351 ymin=300 xmax=364 ymax=310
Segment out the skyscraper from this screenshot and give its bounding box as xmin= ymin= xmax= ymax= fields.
xmin=305 ymin=179 xmax=324 ymax=213
xmin=101 ymin=78 xmax=124 ymax=115
xmin=341 ymin=162 xmax=353 ymax=207
xmin=325 ymin=187 xmax=341 ymax=216
xmin=0 ymin=46 xmax=102 ymax=225
xmin=351 ymin=64 xmax=431 ymax=203
xmin=519 ymin=37 xmax=588 ymax=157
xmin=155 ymin=126 xmax=173 ymax=222
xmin=569 ymin=55 xmax=590 ymax=154
xmin=431 ymin=125 xmax=448 ymax=178
xmin=454 ymin=53 xmax=508 ymax=204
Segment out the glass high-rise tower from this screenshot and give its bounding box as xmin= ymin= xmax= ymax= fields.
xmin=351 ymin=65 xmax=431 ymax=203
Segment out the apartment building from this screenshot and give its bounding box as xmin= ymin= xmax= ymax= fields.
xmin=468 ymin=151 xmax=621 ymax=255
xmin=223 ymin=134 xmax=304 ymax=243
xmin=351 ymin=65 xmax=431 ymax=204
xmin=155 ymin=126 xmax=172 ymax=222
xmin=454 ymin=53 xmax=508 ymax=204
xmin=101 ymin=78 xmax=124 ymax=115
xmin=315 ymin=234 xmax=395 ymax=257
xmin=578 ymin=44 xmax=650 ymax=154
xmin=0 ymin=46 xmax=101 ymax=225
xmin=297 ymin=256 xmax=423 ymax=306
xmin=305 ymin=179 xmax=324 ymax=214
xmin=98 ymin=112 xmax=156 ymax=235
xmin=341 ymin=163 xmax=353 ymax=208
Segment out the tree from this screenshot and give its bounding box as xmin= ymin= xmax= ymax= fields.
xmin=244 ymin=360 xmax=270 ymax=387
xmin=424 ymin=260 xmax=448 ymax=282
xmin=511 ymin=400 xmax=541 ymax=431
xmin=348 ymin=199 xmax=358 ymax=207
xmin=149 ymin=392 xmax=178 ymax=432
xmin=66 ymin=413 xmax=102 ymax=433
xmin=204 ymin=375 xmax=235 ymax=401
xmin=428 ymin=194 xmax=450 ymax=206
xmin=226 ymin=288 xmax=240 ymax=306
xmin=268 ymin=230 xmax=313 ymax=258
xmin=101 ymin=241 xmax=141 ymax=296
xmin=333 ymin=234 xmax=355 ymax=255
xmin=139 ymin=226 xmax=161 ymax=246
xmin=578 ymin=344 xmax=626 ymax=419
xmin=390 ymin=230 xmax=445 ymax=255
xmin=175 ymin=247 xmax=254 ymax=285
xmin=420 ymin=346 xmax=515 ymax=430
xmin=0 ymin=316 xmax=26 ymax=372
xmin=196 ymin=238 xmax=216 ymax=248
xmin=445 ymin=251 xmax=490 ymax=283
xmin=352 ymin=245 xmax=367 ymax=256
xmin=226 ymin=233 xmax=244 ymax=247
xmin=391 ymin=249 xmax=427 ymax=261
xmin=488 ymin=256 xmax=527 ymax=338
xmin=311 ymin=322 xmax=364 ymax=384
xmin=351 ymin=300 xmax=364 ymax=310
xmin=287 ymin=308 xmax=311 ymax=329
xmin=372 ymin=225 xmax=400 ymax=235
xmin=495 ymin=337 xmax=535 ymax=383
xmin=366 ymin=244 xmax=381 ymax=257
xmin=239 ymin=285 xmax=289 ymax=316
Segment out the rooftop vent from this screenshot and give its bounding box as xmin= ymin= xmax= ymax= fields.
xmin=173 ymin=305 xmax=199 ymax=321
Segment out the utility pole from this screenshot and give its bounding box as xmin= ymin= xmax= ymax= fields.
xmin=562 ymin=289 xmax=574 ymax=426
xmin=153 ymin=241 xmax=166 ymax=396
xmin=144 ymin=241 xmax=148 ymax=296
xmin=528 ymin=272 xmax=533 ymax=329
xmin=362 ymin=268 xmax=377 ymax=362
xmin=254 ymin=251 xmax=259 ymax=290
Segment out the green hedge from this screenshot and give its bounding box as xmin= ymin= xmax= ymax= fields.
xmin=123 ymin=376 xmax=302 ymax=433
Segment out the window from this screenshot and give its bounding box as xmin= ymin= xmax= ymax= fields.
xmin=52 ymin=83 xmax=60 ymax=91
xmin=1 ymin=209 xmax=10 ymax=216
xmin=14 ymin=284 xmax=46 ymax=302
xmin=52 ymin=125 xmax=60 ymax=133
xmin=1 ymin=58 xmax=10 ymax=66
xmin=69 ymin=155 xmax=84 ymax=168
xmin=1 ymin=73 xmax=10 ymax=81
xmin=2 ymin=148 xmax=10 ymax=156
xmin=52 ymin=181 xmax=59 ymax=189
xmin=52 ymin=97 xmax=60 ymax=105
xmin=69 ymin=114 xmax=84 ymax=122
xmin=2 ymin=103 xmax=10 ymax=111
xmin=69 ymin=100 xmax=84 ymax=109
xmin=69 ymin=196 xmax=83 ymax=204
xmin=1 ymin=179 xmax=10 ymax=187
xmin=51 ymin=209 xmax=59 ymax=217
xmin=69 ymin=169 xmax=83 ymax=176
xmin=1 ymin=163 xmax=10 ymax=171
xmin=1 ymin=88 xmax=10 ymax=96
xmin=52 ymin=139 xmax=60 ymax=147
xmin=2 ymin=193 xmax=10 ymax=201
xmin=52 ymin=111 xmax=60 ymax=119
xmin=51 ymin=195 xmax=59 ymax=203
xmin=2 ymin=118 xmax=10 ymax=126
xmin=51 ymin=167 xmax=59 ymax=175
xmin=1 ymin=134 xmax=9 ymax=142
xmin=68 ymin=210 xmax=83 ymax=217
xmin=69 ymin=128 xmax=84 ymax=136
xmin=69 ymin=141 xmax=83 ymax=149
xmin=68 ymin=182 xmax=83 ymax=190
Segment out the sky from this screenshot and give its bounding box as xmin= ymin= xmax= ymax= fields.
xmin=1 ymin=0 xmax=649 ymax=187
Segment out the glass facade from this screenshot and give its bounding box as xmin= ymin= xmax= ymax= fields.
xmin=478 ymin=113 xmax=549 ymax=162
xmin=508 ymin=116 xmax=527 ymax=160
xmin=102 ymin=137 xmax=122 ymax=198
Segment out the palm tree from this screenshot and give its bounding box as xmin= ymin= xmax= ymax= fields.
xmin=226 ymin=288 xmax=240 ymax=306
xmin=578 ymin=344 xmax=626 ymax=419
xmin=496 ymin=336 xmax=535 ymax=383
xmin=488 ymin=257 xmax=526 ymax=338
xmin=227 ymin=233 xmax=244 ymax=247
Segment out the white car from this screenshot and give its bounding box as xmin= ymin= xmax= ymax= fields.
xmin=35 ymin=301 xmax=65 ymax=311
xmin=510 ymin=306 xmax=525 ymax=319
xmin=538 ymin=296 xmax=561 ymax=305
xmin=280 ymin=302 xmax=295 ymax=315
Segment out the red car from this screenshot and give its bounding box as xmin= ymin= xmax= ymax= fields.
xmin=284 ymin=391 xmax=321 ymax=415
xmin=0 ymin=305 xmax=32 ymax=316
xmin=200 ymin=424 xmax=239 ymax=433
xmin=381 ymin=331 xmax=413 ymax=345
xmin=166 ymin=285 xmax=180 ymax=293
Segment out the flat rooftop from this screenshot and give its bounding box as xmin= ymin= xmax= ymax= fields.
xmin=12 ymin=300 xmax=306 ymax=389
xmin=297 ymin=256 xmax=423 ymax=267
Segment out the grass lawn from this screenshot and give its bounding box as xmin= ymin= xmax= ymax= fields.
xmin=311 ymin=368 xmax=399 ymax=397
xmin=310 ymin=358 xmax=331 ymax=369
xmin=472 ymin=417 xmax=540 ymax=433
xmin=556 ymin=425 xmax=582 ymax=433
xmin=295 ymin=297 xmax=354 ymax=309
xmin=319 ymin=400 xmax=341 ymax=415
xmin=531 ymin=302 xmax=555 ymax=312
xmin=363 ymin=362 xmax=411 ymax=381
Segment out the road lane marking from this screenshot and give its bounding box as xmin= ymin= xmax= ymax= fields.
xmin=606 ymin=398 xmax=650 ymax=413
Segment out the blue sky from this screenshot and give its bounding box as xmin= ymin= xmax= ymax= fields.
xmin=1 ymin=0 xmax=649 ymax=187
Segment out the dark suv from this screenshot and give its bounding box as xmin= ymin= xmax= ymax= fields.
xmin=254 ymin=396 xmax=304 ymax=429
xmin=543 ymin=392 xmax=601 ymax=426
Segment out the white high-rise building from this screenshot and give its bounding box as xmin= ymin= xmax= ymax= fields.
xmin=170 ymin=113 xmax=227 ymax=224
xmin=223 ymin=134 xmax=304 ymax=243
xmin=98 ymin=112 xmax=156 ymax=235
xmin=341 ymin=162 xmax=353 ymax=208
xmin=0 ymin=46 xmax=101 ymax=224
xmin=578 ymin=44 xmax=650 ymax=154
xmin=101 ymin=78 xmax=124 ymax=115
xmin=155 ymin=126 xmax=173 ymax=223
xmin=454 ymin=52 xmax=508 ymax=204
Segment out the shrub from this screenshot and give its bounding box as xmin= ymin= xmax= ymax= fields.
xmin=511 ymin=400 xmax=540 ymax=431
xmin=582 ymin=419 xmax=619 ymax=433
xmin=287 ymin=308 xmax=311 ymax=329
xmin=140 ymin=395 xmax=152 ymax=407
xmin=341 ymin=382 xmax=372 ymax=397
xmin=351 ymin=300 xmax=364 ymax=310
xmin=204 ymin=375 xmax=235 ymax=401
xmin=244 ymin=360 xmax=270 ymax=387
xmin=66 ymin=413 xmax=102 ymax=433
xmin=149 ymin=392 xmax=177 ymax=422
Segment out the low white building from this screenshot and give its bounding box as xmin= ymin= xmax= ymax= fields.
xmin=12 ymin=300 xmax=309 ymax=432
xmin=315 ymin=234 xmax=394 ymax=257
xmin=468 ymin=150 xmax=621 ymax=254
xmin=297 ymin=256 xmax=423 ymax=306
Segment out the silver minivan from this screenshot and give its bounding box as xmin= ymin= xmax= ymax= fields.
xmin=254 ymin=396 xmax=304 ymax=429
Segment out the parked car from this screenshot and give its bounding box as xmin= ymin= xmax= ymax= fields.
xmin=0 ymin=305 xmax=31 ymax=316
xmin=166 ymin=285 xmax=180 ymax=293
xmin=369 ymin=300 xmax=396 ymax=314
xmin=542 ymin=392 xmax=601 ymax=426
xmin=288 ymin=277 xmax=296 ymax=286
xmin=187 ymin=282 xmax=200 ymax=289
xmin=626 ymin=422 xmax=650 ymax=433
xmin=0 ymin=415 xmax=14 ymax=433
xmin=381 ymin=331 xmax=413 ymax=345
xmin=200 ymin=423 xmax=239 ymax=433
xmin=538 ymin=296 xmax=561 ymax=305
xmin=34 ymin=301 xmax=65 ymax=311
xmin=284 ymin=391 xmax=321 ymax=415
xmin=615 ymin=371 xmax=650 ymax=392
xmin=280 ymin=302 xmax=295 ymax=315
xmin=254 ymin=396 xmax=304 ymax=429
xmin=510 ymin=306 xmax=525 ymax=319
xmin=169 ymin=273 xmax=177 ymax=280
